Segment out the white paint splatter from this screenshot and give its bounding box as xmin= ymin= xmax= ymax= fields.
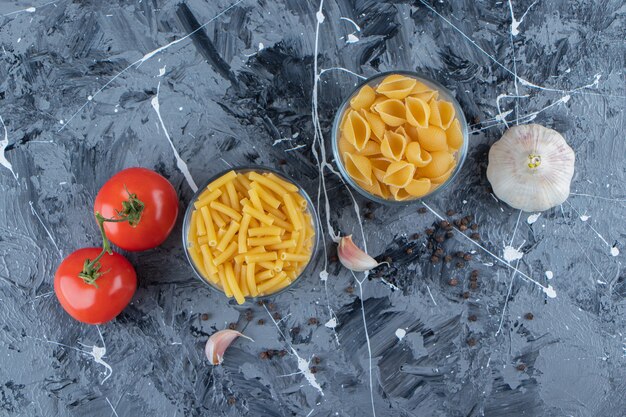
xmin=395 ymin=329 xmax=406 ymax=341
xmin=503 ymin=243 xmax=524 ymax=262
xmin=324 ymin=317 xmax=337 ymax=329
xmin=294 ymin=352 xmax=324 ymax=395
xmin=158 ymin=65 xmax=166 ymax=76
xmin=508 ymin=0 xmax=538 ymax=36
xmin=151 ymin=82 xmax=198 ymax=192
xmin=58 ymin=0 xmax=245 ymax=131
xmin=319 ymin=270 xmax=328 ymax=281
xmin=545 ymin=271 xmax=553 ymax=280
xmin=610 ymin=246 xmax=619 ymax=257
xmin=258 ymin=42 xmax=264 ymax=50
xmin=29 ymin=201 xmax=62 ymax=257
xmin=0 ymin=115 xmax=18 ymax=180
xmin=420 ymin=0 xmax=611 ymax=99
xmin=339 ymin=16 xmax=360 ymax=31
xmin=527 ymin=213 xmax=541 ymax=224
xmin=543 ymin=285 xmax=557 ymax=298
xmin=17 ymin=38 xmax=21 ymax=43
xmin=426 ymin=285 xmax=437 ymax=305
xmin=284 ymin=144 xmax=306 ymax=152
xmin=346 ymin=33 xmax=359 ymax=44
xmin=40 ymin=326 xmax=113 ymax=384
xmin=319 ymin=67 xmax=367 ymax=80
xmin=316 ymin=10 xmax=325 ymax=23
xmin=580 ymin=214 xmax=590 ymax=222
xmin=422 ymin=202 xmax=554 ymax=295
xmin=264 ymin=305 xmax=324 ymax=395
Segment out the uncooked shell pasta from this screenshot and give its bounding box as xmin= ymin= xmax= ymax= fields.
xmin=187 ymin=170 xmax=315 ymax=303
xmin=338 ymin=73 xmax=464 ymax=201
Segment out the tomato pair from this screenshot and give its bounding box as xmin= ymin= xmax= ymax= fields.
xmin=54 ymin=168 xmax=179 ymax=324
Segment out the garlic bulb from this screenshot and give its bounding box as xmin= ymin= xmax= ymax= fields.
xmin=487 ymin=124 xmax=575 ymax=212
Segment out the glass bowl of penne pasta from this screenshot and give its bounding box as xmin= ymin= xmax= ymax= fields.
xmin=332 ymin=71 xmax=469 ymax=205
xmin=183 ymin=166 xmax=319 ymax=304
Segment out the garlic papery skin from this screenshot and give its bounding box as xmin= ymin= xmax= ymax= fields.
xmin=337 ymin=235 xmax=380 ymax=272
xmin=205 ymin=330 xmax=253 ymax=365
xmin=486 ymin=124 xmax=575 ymax=212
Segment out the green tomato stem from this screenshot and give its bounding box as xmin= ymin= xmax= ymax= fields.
xmin=78 ymin=186 xmax=145 ymax=286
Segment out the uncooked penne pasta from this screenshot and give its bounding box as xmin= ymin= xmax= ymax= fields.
xmin=187 ymin=170 xmax=316 ymax=304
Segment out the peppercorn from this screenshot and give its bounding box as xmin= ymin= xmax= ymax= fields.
xmin=425 ymin=228 xmax=434 ymax=236
xmin=445 ymin=231 xmax=454 ymax=239
xmin=256 ymin=300 xmax=265 ymax=306
xmin=463 ymin=253 xmax=472 ymax=261
xmin=455 ymin=251 xmax=464 ymax=258
xmin=308 ymin=317 xmax=319 ymax=325
xmin=418 ymin=207 xmax=427 ymax=214
xmin=309 ymin=366 xmax=318 ymax=374
xmin=365 ymin=212 xmax=374 ymax=220
xmin=260 ymin=351 xmax=269 ymax=359
xmin=516 ymin=363 xmax=526 ymax=371
xmin=456 ymin=261 xmax=465 ymax=269
xmin=462 ymin=291 xmax=470 ymax=299
xmin=439 ymin=221 xmax=450 ymax=228
xmin=405 ymin=247 xmax=414 ymax=255
xmin=431 ymin=255 xmax=440 ymax=264
xmin=257 ymin=319 xmax=265 ymax=325
xmin=470 ymin=233 xmax=480 ymax=240
xmin=467 ymin=338 xmax=477 ymax=347
xmin=446 ymin=209 xmax=455 ymax=216
xmin=444 ymin=255 xmax=453 ymax=263
xmin=468 ymin=314 xmax=477 ymax=322
xmin=434 ymin=248 xmax=444 ymax=256
xmin=470 ymin=270 xmax=479 ymax=279
xmin=312 ymin=356 xmax=321 ymax=365
xmin=227 ymin=396 xmax=236 ymax=406
xmin=291 ymin=326 xmax=300 ymax=334
xmin=273 ymin=312 xmax=281 ymax=320
xmin=268 ymin=302 xmax=276 ymax=311
xmin=411 ymin=233 xmax=420 ymax=240
xmin=448 ymin=278 xmax=459 ymax=286
xmin=345 ymin=286 xmax=354 ymax=294
xmin=435 ymin=235 xmax=445 ymax=243
xmin=459 ymin=225 xmax=468 ymax=231
xmin=470 ymin=281 xmax=478 ymax=290
xmin=278 ymin=349 xmax=287 ymax=357
xmin=524 ymin=312 xmax=534 ymax=320
xmin=228 ymin=323 xmax=237 ymax=330
xmin=460 ymin=218 xmax=469 ymax=226
xmin=464 ymin=215 xmax=473 ymax=222
xmin=471 ymin=224 xmax=479 ymax=231
xmin=201 ymin=313 xmax=209 ymax=321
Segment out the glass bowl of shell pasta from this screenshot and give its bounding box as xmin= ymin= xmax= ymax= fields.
xmin=331 ymin=71 xmax=469 ymax=205
xmin=182 ymin=166 xmax=319 ymax=304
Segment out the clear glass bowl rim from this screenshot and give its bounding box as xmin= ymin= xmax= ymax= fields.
xmin=182 ymin=165 xmax=320 ymax=301
xmin=331 ymin=70 xmax=470 ymax=206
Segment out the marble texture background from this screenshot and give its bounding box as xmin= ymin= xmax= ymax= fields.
xmin=0 ymin=0 xmax=624 ymax=416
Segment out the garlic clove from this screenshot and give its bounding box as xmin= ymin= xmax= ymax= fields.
xmin=205 ymin=329 xmax=253 ymax=365
xmin=337 ymin=235 xmax=380 ymax=272
xmin=487 ymin=124 xmax=575 ymax=212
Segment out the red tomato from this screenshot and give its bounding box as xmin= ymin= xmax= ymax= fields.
xmin=54 ymin=248 xmax=137 ymax=324
xmin=94 ymin=167 xmax=179 ymax=251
